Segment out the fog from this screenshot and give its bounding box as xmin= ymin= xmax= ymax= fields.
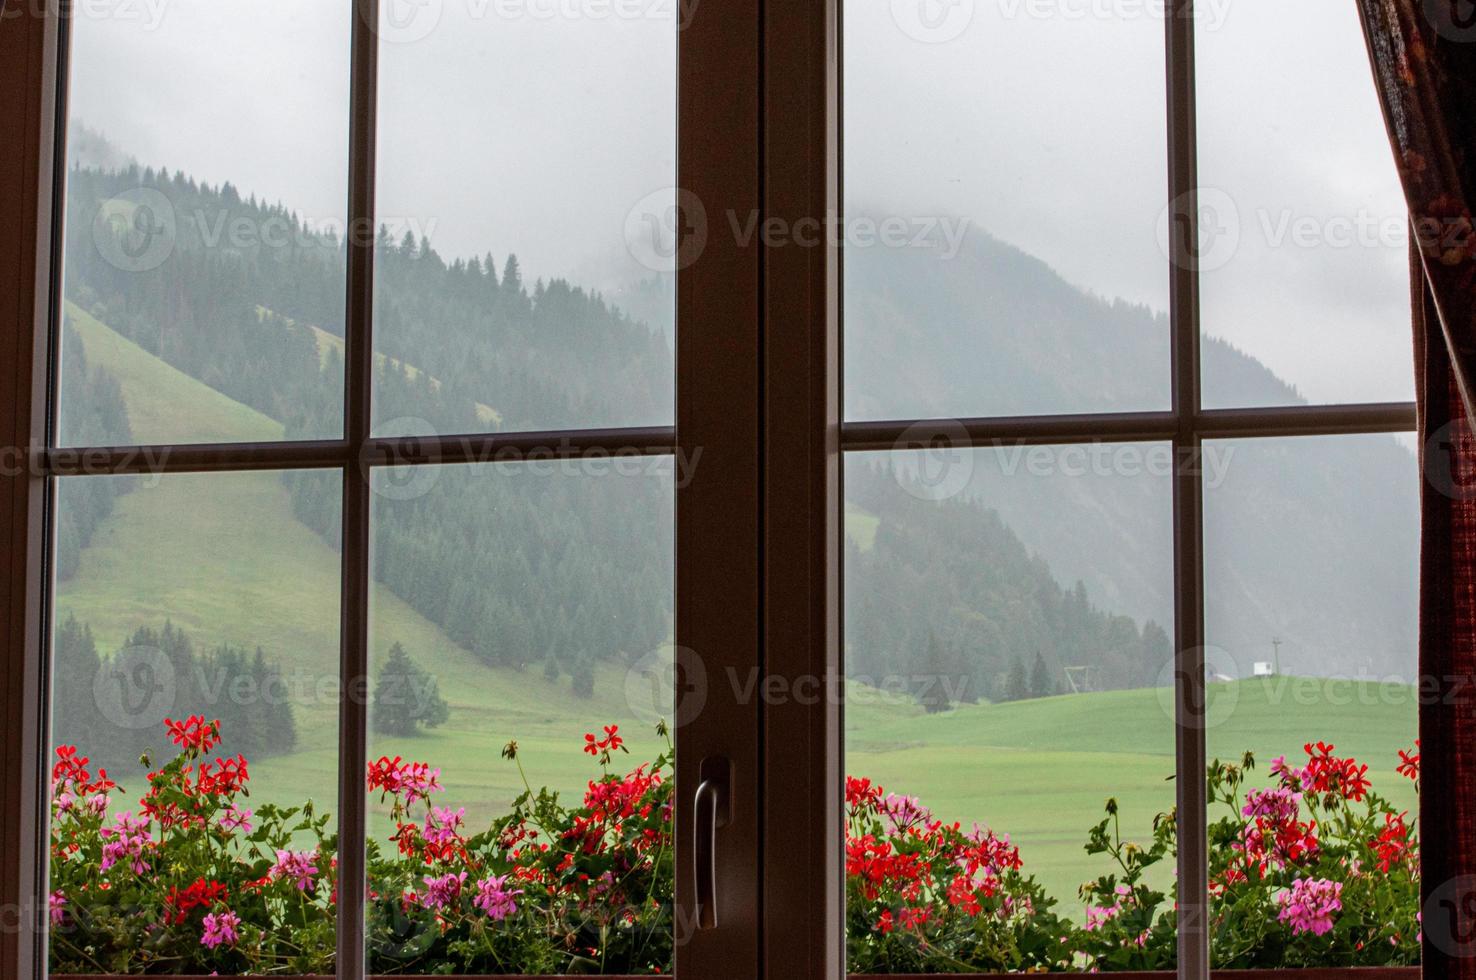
xmin=67 ymin=0 xmax=1412 ymax=405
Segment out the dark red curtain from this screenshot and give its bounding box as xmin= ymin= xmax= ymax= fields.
xmin=1358 ymin=3 xmax=1476 ymax=975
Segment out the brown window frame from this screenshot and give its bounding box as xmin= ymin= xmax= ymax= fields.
xmin=0 ymin=0 xmax=772 ymax=976
xmin=831 ymin=3 xmax=1418 ymax=979
xmin=0 ymin=1 xmax=1426 ymax=979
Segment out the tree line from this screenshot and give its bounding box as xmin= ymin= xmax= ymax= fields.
xmin=66 ymin=159 xmax=1174 ymax=712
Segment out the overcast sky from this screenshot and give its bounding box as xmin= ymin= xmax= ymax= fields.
xmin=68 ymin=0 xmax=1413 ymax=405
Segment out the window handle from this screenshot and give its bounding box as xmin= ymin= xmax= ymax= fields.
xmin=693 ymin=756 xmax=731 ymax=930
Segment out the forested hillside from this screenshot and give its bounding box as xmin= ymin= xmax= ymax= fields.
xmin=57 ymin=132 xmax=1416 ymax=711
xmin=62 ymin=152 xmax=1177 ymax=706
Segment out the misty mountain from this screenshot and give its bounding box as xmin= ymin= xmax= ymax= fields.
xmin=845 ymin=232 xmax=1419 ymax=681
xmin=63 ymin=126 xmax=1418 ymax=696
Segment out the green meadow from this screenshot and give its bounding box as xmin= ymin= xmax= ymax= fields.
xmin=56 ymin=310 xmax=1419 ymax=915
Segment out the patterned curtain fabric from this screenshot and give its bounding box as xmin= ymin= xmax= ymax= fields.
xmin=1358 ymin=3 xmax=1476 ymax=974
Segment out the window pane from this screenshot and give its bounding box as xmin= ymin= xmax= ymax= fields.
xmin=844 ymin=444 xmax=1175 ymax=973
xmin=58 ymin=1 xmax=350 ymax=446
xmin=1204 ymin=434 xmax=1419 ymax=968
xmin=843 ymin=3 xmax=1168 ymax=421
xmin=372 ymin=7 xmax=676 ymax=435
xmin=48 ymin=470 xmax=342 ymax=975
xmin=364 ymin=458 xmax=675 ymax=974
xmin=1197 ymin=0 xmax=1412 ymax=408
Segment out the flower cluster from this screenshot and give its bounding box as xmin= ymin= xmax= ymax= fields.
xmin=49 ymin=718 xmax=1422 ymax=976
xmin=845 ymin=772 xmax=1072 ymax=973
xmin=362 ymin=723 xmax=673 ymax=974
xmin=1200 ymin=742 xmax=1421 ymax=968
xmin=48 ymin=715 xmax=336 ymax=974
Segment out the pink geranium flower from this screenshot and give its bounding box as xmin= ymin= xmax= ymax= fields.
xmin=1277 ymin=877 xmax=1343 ymax=936
xmin=200 ymin=910 xmax=241 ymax=949
xmin=99 ymin=812 xmax=152 ymax=875
xmin=218 ymin=804 xmax=253 ymax=833
xmin=422 ymin=871 xmax=468 ymax=909
xmin=269 ymin=849 xmax=319 ymax=891
xmin=473 ymin=873 xmax=523 ymax=922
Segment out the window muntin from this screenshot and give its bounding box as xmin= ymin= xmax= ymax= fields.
xmin=22 ymin=0 xmax=1425 ymax=976
xmin=840 ymin=0 xmax=1418 ymax=975
xmin=41 ymin=1 xmax=686 ymax=975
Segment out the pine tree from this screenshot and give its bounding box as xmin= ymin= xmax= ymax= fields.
xmin=915 ymin=631 xmax=954 ymax=714
xmin=1029 ymin=651 xmax=1055 ymax=699
xmin=372 ymin=642 xmax=449 ymax=737
xmin=571 ymin=658 xmax=595 ymax=700
xmin=1004 ymin=657 xmax=1029 ymax=703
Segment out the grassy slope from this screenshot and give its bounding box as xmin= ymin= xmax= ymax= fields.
xmin=851 ymin=680 xmax=1417 ymax=907
xmin=60 ymin=309 xmax=1419 ymax=912
xmin=60 ymin=308 xmax=655 ymax=837
xmin=301 ymin=320 xmax=501 ymax=427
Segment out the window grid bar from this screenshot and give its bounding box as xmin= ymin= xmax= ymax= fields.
xmin=838 ymin=402 xmax=1416 ymax=454
xmin=38 ymin=427 xmax=681 ymax=477
xmin=37 ymin=402 xmax=1414 ymax=482
xmin=337 ymin=0 xmax=379 ymax=974
xmin=1166 ymin=0 xmax=1210 ymax=973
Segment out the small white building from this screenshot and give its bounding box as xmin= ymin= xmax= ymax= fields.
xmin=1252 ymin=661 xmax=1277 ymax=677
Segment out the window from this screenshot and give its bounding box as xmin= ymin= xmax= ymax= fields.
xmin=840 ymin=0 xmax=1417 ymax=974
xmin=16 ymin=2 xmax=755 ymax=977
xmin=0 ymin=0 xmax=1423 ymax=978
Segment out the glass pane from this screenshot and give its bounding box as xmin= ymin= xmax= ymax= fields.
xmin=1197 ymin=0 xmax=1412 ymax=407
xmin=844 ymin=444 xmax=1176 ymax=973
xmin=1204 ymin=434 xmax=1419 ymax=968
xmin=372 ymin=7 xmax=676 ymax=435
xmin=843 ymin=3 xmax=1169 ymax=421
xmin=365 ymin=459 xmax=675 ymax=974
xmin=48 ymin=470 xmax=342 ymax=975
xmin=58 ymin=1 xmax=350 ymax=446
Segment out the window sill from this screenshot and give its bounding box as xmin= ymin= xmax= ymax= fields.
xmin=48 ymin=969 xmax=1423 ymax=979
